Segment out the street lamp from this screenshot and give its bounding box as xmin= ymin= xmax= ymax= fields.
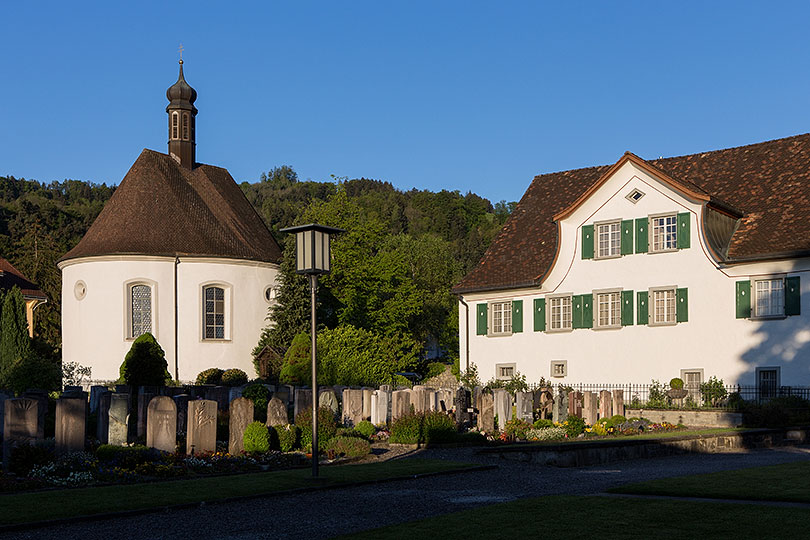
xmin=279 ymin=223 xmax=344 ymax=477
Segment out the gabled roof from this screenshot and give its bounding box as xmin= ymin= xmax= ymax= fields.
xmin=454 ymin=133 xmax=810 ymax=294
xmin=60 ymin=149 xmax=282 ymax=264
xmin=0 ymin=258 xmax=47 ymax=300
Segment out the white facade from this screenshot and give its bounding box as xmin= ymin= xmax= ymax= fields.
xmin=60 ymin=255 xmax=279 ymax=382
xmin=459 ymin=159 xmax=809 ymax=388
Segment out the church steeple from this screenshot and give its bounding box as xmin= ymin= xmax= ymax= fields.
xmin=166 ymin=59 xmax=197 ymax=168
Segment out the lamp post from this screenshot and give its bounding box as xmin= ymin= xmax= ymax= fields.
xmin=279 ymin=223 xmax=344 ymax=478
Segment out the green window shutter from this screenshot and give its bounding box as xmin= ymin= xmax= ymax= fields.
xmin=476 ymin=304 xmax=487 ymax=335
xmin=582 ymin=294 xmax=593 ymax=329
xmin=785 ymin=276 xmax=801 ymax=316
xmin=637 ymin=291 xmax=648 ymax=325
xmin=676 ymin=288 xmax=689 ymax=322
xmin=621 ymin=219 xmax=634 ymax=255
xmin=572 ymin=295 xmax=583 ymax=329
xmin=621 ymin=290 xmax=634 ymax=326
xmin=582 ymin=225 xmax=594 ymax=259
xmin=677 ymin=212 xmax=691 ymax=249
xmin=735 ymin=280 xmax=751 ymax=319
xmin=511 ymin=300 xmax=523 ymax=333
xmin=533 ymin=298 xmax=546 ymax=331
xmin=635 ymin=218 xmax=648 ymax=253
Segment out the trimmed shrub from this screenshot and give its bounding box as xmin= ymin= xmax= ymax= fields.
xmin=605 ymin=415 xmax=627 ymax=428
xmin=95 ymin=444 xmax=163 ymax=469
xmin=669 ymin=377 xmax=684 ymax=390
xmin=270 ymin=424 xmax=300 ymax=452
xmin=242 ymin=383 xmax=270 ymax=423
xmin=325 ymin=436 xmax=371 ymax=459
xmin=389 ymin=411 xmax=457 ymax=444
xmin=221 ymin=369 xmax=248 ymax=387
xmin=196 ymin=368 xmax=223 ymax=385
xmin=243 ymin=421 xmax=270 ymax=453
xmin=355 ymin=420 xmax=376 ymax=440
xmin=295 ymin=406 xmax=338 ymax=452
xmin=119 ymin=333 xmax=171 ymax=387
xmin=563 ymin=415 xmax=586 ymax=437
xmin=3 ymin=353 xmax=61 ymax=395
xmin=279 ymin=333 xmax=311 ymax=385
xmin=533 ymin=418 xmax=553 ymax=429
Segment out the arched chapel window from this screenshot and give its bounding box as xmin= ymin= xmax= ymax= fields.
xmin=130 ymin=284 xmax=152 ymax=338
xmin=203 ymin=286 xmax=225 ymax=339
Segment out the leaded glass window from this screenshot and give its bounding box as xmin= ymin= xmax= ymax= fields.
xmin=131 ymin=285 xmax=152 ymax=338
xmin=204 ymin=286 xmax=225 ymax=339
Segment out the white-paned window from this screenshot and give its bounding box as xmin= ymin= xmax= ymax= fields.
xmin=490 ymin=301 xmax=512 ymax=335
xmin=203 ymin=286 xmax=226 ymax=339
xmin=596 ymin=291 xmax=621 ymax=328
xmin=652 ymin=288 xmax=676 ymax=325
xmin=681 ymin=369 xmax=703 ymax=403
xmin=549 ymin=296 xmax=572 ymax=331
xmin=651 ymin=214 xmax=677 ymax=252
xmin=496 ymin=363 xmax=516 ymax=380
xmin=130 ymin=284 xmax=152 ymax=338
xmin=551 ymin=360 xmax=568 ymax=378
xmin=754 ymin=279 xmax=784 ymax=317
xmin=596 ymin=221 xmax=621 ymax=258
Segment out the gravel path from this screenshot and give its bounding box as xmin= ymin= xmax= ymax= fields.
xmin=5 ymin=446 xmax=810 ymax=539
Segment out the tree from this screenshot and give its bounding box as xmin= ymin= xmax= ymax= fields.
xmin=119 ymin=333 xmax=171 ymax=386
xmin=0 ymin=286 xmax=31 ymax=380
xmin=279 ymin=332 xmax=311 ymax=385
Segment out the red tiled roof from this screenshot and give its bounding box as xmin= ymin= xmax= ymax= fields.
xmin=454 ymin=133 xmax=810 ymax=293
xmin=60 ymin=149 xmax=282 ymax=264
xmin=0 ymin=258 xmax=47 ymax=300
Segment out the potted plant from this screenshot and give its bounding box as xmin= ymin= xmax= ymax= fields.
xmin=667 ymin=377 xmax=688 ymax=399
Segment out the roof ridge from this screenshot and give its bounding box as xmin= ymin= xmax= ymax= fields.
xmin=652 ymin=132 xmax=810 ymax=164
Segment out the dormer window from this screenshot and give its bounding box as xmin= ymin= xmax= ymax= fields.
xmin=172 ymin=112 xmax=179 ymax=140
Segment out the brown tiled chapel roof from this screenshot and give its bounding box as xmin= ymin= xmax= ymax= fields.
xmin=0 ymin=258 xmax=47 ymax=300
xmin=454 ymin=133 xmax=810 ymax=294
xmin=60 ymin=149 xmax=282 ymax=264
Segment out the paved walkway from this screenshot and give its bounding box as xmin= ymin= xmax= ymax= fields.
xmin=5 ymin=446 xmax=810 ymax=539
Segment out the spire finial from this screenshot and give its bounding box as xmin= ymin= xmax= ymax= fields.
xmin=178 ymin=43 xmax=184 ymax=64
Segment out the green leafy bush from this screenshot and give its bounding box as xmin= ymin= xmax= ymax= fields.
xmin=355 ymin=420 xmax=376 ymax=439
xmin=270 ymin=424 xmax=300 ymax=452
xmin=458 ymin=363 xmax=481 ymax=389
xmin=485 ymin=372 xmax=528 ymax=395
xmin=243 ymin=421 xmax=270 ymax=453
xmin=0 ymin=286 xmax=31 ymax=382
xmin=221 ymin=369 xmax=248 ymax=387
xmin=740 ymin=395 xmax=810 ymax=427
xmin=526 ymin=427 xmax=567 ymax=441
xmin=605 ymin=415 xmax=627 ymax=428
xmin=95 ymin=444 xmax=163 ymax=469
xmin=647 ymin=379 xmax=667 ymax=408
xmin=563 ymin=415 xmax=586 ymax=437
xmin=118 ymin=333 xmax=171 ymax=387
xmin=669 ymin=377 xmax=684 ymax=390
xmin=700 ymin=376 xmax=728 ymax=406
xmin=242 ymin=383 xmax=270 ymax=423
xmin=504 ymin=417 xmax=532 ymax=440
xmin=325 ymin=436 xmax=371 ymax=459
xmin=3 ymin=353 xmax=61 ymax=394
xmin=279 ymin=333 xmax=311 ymax=385
xmin=423 ymin=362 xmax=447 ymax=380
xmin=533 ymin=418 xmax=553 ymax=429
xmin=389 ymin=411 xmax=457 ymax=444
xmin=196 ymin=368 xmax=223 ymax=385
xmin=295 ymin=406 xmax=338 ymax=452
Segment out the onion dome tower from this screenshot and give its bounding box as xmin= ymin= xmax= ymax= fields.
xmin=166 ymin=59 xmax=198 ymax=168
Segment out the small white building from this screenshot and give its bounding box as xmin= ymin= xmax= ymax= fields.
xmin=59 ymin=62 xmax=282 ymax=383
xmin=454 ymin=136 xmax=809 ymax=395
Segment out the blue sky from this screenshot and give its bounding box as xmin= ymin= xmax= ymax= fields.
xmin=1 ymin=1 xmax=808 ymax=204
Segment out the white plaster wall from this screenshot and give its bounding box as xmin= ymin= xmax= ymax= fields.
xmin=61 ymin=256 xmax=279 ymax=382
xmin=459 ymin=161 xmax=810 ymax=386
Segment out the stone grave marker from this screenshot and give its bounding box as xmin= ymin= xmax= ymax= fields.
xmin=375 ymin=388 xmax=392 ymax=425
xmin=454 ymin=387 xmax=471 ymax=424
xmin=266 ymin=397 xmax=289 ymax=426
xmin=599 ymin=390 xmax=613 ymax=419
xmin=55 ymin=397 xmax=86 ymax=453
xmin=391 ymin=389 xmax=411 ymax=420
xmin=293 ymin=389 xmax=312 ymax=421
xmin=229 ymin=386 xmax=245 ymax=403
xmin=539 ymin=387 xmax=554 ymax=419
xmin=493 ymin=389 xmax=512 ymax=430
xmin=379 ymin=384 xmax=392 ymax=393
xmin=411 ymin=385 xmax=428 ymax=413
xmin=3 ymin=398 xmax=40 ymax=467
xmin=342 ymin=389 xmax=364 ymax=427
xmin=229 ymin=397 xmax=254 ymax=455
xmin=612 ymin=389 xmax=625 ymax=417
xmin=108 ymin=393 xmax=130 ymax=446
xmin=211 ymin=387 xmax=231 ymax=411
xmin=147 ymin=396 xmax=177 ymax=453
xmin=478 ymin=393 xmax=495 ymax=433
xmin=174 ymin=394 xmax=190 ymax=433
xmin=361 ymin=388 xmax=373 ymax=420
xmin=96 ymin=392 xmax=111 ymax=443
xmin=582 ymin=391 xmax=598 ymax=425
xmin=137 ymin=390 xmax=155 ymax=438
xmin=318 ymin=388 xmax=339 ymax=415
xmin=22 ymin=391 xmax=47 ymax=439
xmin=567 ymin=391 xmax=583 ymax=418
xmin=187 ymin=399 xmax=217 ymax=454
xmin=438 ymin=389 xmax=453 ymax=413
xmin=515 ymin=391 xmax=533 ymax=423
xmin=89 ymin=386 xmax=107 ymax=414
xmin=472 ymin=386 xmax=483 ymax=414
xmin=552 ymin=392 xmax=561 ymax=423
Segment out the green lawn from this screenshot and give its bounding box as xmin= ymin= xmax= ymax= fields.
xmin=610 ymin=460 xmax=810 ymax=502
xmin=0 ymin=459 xmax=477 ymax=526
xmin=500 ymin=427 xmax=747 ymax=449
xmin=340 ymin=495 xmax=810 ymax=539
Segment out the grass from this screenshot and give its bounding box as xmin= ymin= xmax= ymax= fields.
xmin=0 ymin=458 xmax=476 ymax=526
xmin=610 ymin=460 xmax=810 ymax=502
xmin=506 ymin=427 xmax=747 ymax=448
xmin=339 ymin=495 xmax=810 ymax=539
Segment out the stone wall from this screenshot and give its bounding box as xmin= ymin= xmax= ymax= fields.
xmin=626 ymin=409 xmax=743 ymax=428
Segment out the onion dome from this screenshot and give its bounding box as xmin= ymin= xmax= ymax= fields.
xmin=166 ymin=60 xmax=197 ymax=113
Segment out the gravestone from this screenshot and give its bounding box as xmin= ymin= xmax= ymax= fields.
xmin=187 ymin=399 xmax=217 ymax=454
xmin=96 ymin=392 xmax=111 ymax=443
xmin=378 ymin=388 xmax=392 ymax=425
xmin=472 ymin=386 xmax=483 ymax=414
xmin=379 ymin=384 xmax=392 ymax=393
xmin=454 ymin=387 xmax=471 ymax=425
xmin=266 ymin=397 xmax=289 ymax=426
xmin=361 ymin=388 xmax=373 ymax=420
xmin=115 ymin=384 xmax=132 ymax=395
xmin=22 ymin=391 xmax=47 ymax=439
xmin=275 ymin=385 xmax=293 ymax=405
xmin=567 ymin=391 xmax=583 ymax=418
xmin=318 ymin=388 xmax=339 ymax=415
xmin=147 ymin=396 xmax=177 ymax=453
xmin=438 ymin=389 xmax=454 ymax=413
xmin=108 ymin=393 xmax=130 ymax=446
xmin=137 ymin=391 xmax=155 ymax=438
xmin=3 ymin=398 xmax=40 ymax=467
xmin=55 ymin=397 xmax=86 ymax=453
xmin=229 ymin=386 xmax=244 ymax=403
xmin=493 ymin=389 xmax=511 ymax=430
xmin=478 ymin=393 xmax=495 ymax=433
xmin=174 ymin=394 xmax=190 ymax=433
xmin=612 ymin=389 xmax=625 ymax=417
xmin=552 ymin=392 xmax=561 ymax=423
xmin=369 ymin=391 xmax=380 ymax=425
xmin=89 ymin=386 xmax=107 ymax=414
xmin=426 ymin=390 xmax=439 ymax=412
xmin=599 ymin=390 xmax=613 ymax=419
xmin=342 ymin=389 xmax=364 ymax=427
xmin=515 ymin=391 xmax=533 ymax=423
xmin=211 ymin=387 xmax=231 ymax=411
xmin=391 ymin=389 xmax=411 ymax=420
xmin=293 ymin=389 xmax=312 ymax=421
xmin=539 ymin=387 xmax=554 ymax=419
xmin=582 ymin=391 xmax=598 ymax=425
xmin=0 ymin=391 xmax=9 ymax=447
xmin=412 ymin=385 xmax=429 ymax=413
xmin=229 ymin=397 xmax=254 ymax=455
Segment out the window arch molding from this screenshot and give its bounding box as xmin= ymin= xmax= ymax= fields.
xmin=200 ymin=281 xmax=232 ymax=341
xmin=171 ymin=112 xmax=180 ymax=140
xmin=123 ymin=279 xmax=158 ymax=341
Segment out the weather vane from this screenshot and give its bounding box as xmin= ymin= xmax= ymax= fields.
xmin=178 ymin=43 xmax=184 ymax=63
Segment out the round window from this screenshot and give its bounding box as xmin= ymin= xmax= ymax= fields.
xmin=264 ymin=286 xmax=277 ymax=303
xmin=74 ymin=280 xmax=87 ymax=300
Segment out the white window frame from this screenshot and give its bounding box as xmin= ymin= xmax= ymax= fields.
xmin=649 ymin=213 xmax=678 ymax=253
xmin=594 ymin=288 xmax=622 ymax=329
xmin=124 ymin=280 xmax=157 ymax=340
xmin=201 ymin=282 xmax=232 ymax=341
xmin=595 ymin=220 xmax=622 ymax=259
xmin=488 ymin=300 xmax=512 ymax=336
xmin=171 ymin=112 xmax=179 ymax=140
xmin=649 ymin=286 xmax=677 ymax=326
xmin=752 ymin=277 xmax=786 ymax=319
xmin=550 ymin=360 xmax=568 ymax=378
xmin=547 ymin=293 xmax=573 ymax=332
xmin=680 ymin=368 xmax=704 ymax=403
xmin=495 ymin=363 xmax=516 ymax=381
